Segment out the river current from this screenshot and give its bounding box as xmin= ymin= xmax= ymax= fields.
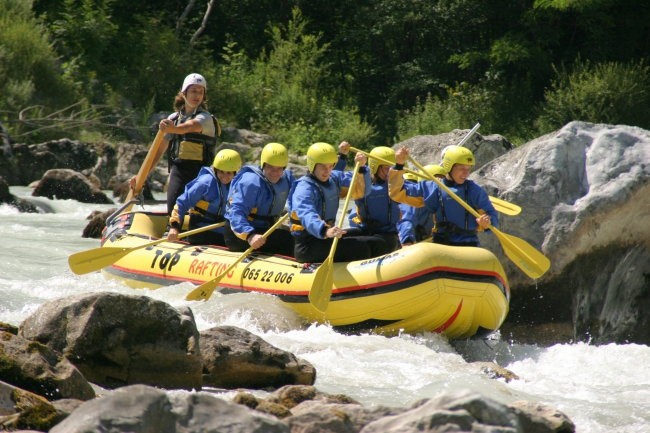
xmin=1 ymin=186 xmax=648 ymax=432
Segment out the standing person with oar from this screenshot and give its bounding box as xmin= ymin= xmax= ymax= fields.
xmin=129 ymin=73 xmax=221 ymax=214
xmin=167 ymin=149 xmax=242 ymax=245
xmin=289 ymin=142 xmax=387 ymax=263
xmin=388 ymin=146 xmax=497 ymax=247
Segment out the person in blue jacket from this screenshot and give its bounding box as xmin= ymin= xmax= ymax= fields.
xmin=224 ymin=142 xmax=295 ymax=256
xmin=289 ymin=142 xmax=389 ymax=263
xmin=398 ymin=164 xmax=447 ymax=246
xmin=348 ymin=146 xmax=402 ymax=252
xmin=167 ymin=149 xmax=242 ymax=245
xmin=388 ymin=146 xmax=497 ymax=247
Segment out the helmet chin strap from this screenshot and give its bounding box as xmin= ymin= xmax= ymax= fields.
xmin=182 ymin=94 xmax=199 ymax=112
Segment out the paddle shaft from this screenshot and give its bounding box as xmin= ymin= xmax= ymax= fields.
xmin=124 ymin=128 xmax=165 ymax=209
xmin=308 ymin=160 xmax=362 ymax=312
xmin=330 ymin=160 xmax=361 ymax=255
xmin=353 ymin=146 xmax=550 ymax=279
xmin=68 ymin=221 xmax=226 ymax=275
xmin=185 ymin=214 xmax=290 ymax=301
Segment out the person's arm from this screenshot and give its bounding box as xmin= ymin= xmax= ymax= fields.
xmin=471 ymin=183 xmax=498 ymax=231
xmin=334 ymin=141 xmax=350 ymax=171
xmin=397 ymin=203 xmax=416 ymax=246
xmin=226 ymin=174 xmax=260 ymax=241
xmin=167 ymin=174 xmax=211 ymax=240
xmin=293 ymin=182 xmax=330 ymax=238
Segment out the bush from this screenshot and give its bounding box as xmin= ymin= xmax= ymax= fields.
xmin=0 ymin=0 xmax=76 ymax=125
xmin=536 ymin=59 xmax=650 ymax=133
xmin=214 ymin=8 xmax=376 ymax=153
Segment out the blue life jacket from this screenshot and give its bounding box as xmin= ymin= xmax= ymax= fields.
xmin=226 ymin=165 xmax=294 ymax=234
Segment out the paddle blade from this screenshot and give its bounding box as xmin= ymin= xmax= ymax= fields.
xmin=185 ymin=278 xmax=222 ymax=301
xmin=489 ymin=196 xmax=521 ymax=216
xmin=308 ymin=257 xmax=334 ymax=312
xmin=493 ymin=229 xmax=550 ymax=279
xmin=68 ymin=247 xmax=131 ymax=275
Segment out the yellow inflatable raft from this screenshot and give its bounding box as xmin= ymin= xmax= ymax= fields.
xmin=100 ymin=211 xmax=509 ymax=339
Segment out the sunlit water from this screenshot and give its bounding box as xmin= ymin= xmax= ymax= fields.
xmin=1 ymin=187 xmax=648 ymax=433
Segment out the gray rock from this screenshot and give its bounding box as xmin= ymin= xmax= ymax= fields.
xmin=19 ymin=292 xmax=202 ymax=390
xmin=32 ymin=168 xmax=113 ymax=204
xmin=471 ymin=121 xmax=649 ymax=343
xmin=0 ymin=331 xmax=95 ymax=401
xmin=200 ymin=326 xmax=316 ymax=389
xmin=49 ymin=384 xmax=290 ymax=433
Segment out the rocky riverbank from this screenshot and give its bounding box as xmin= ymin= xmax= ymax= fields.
xmin=0 ymin=292 xmax=575 ymax=432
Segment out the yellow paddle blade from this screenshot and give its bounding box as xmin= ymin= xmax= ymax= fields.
xmin=492 ymin=228 xmax=550 ymax=279
xmin=68 ymin=222 xmax=226 ymax=275
xmin=307 ymin=160 xmax=362 ymax=312
xmin=184 ymin=248 xmax=251 ymax=301
xmin=68 ymin=247 xmax=134 ymax=275
xmin=185 ymin=215 xmax=290 ymax=302
xmin=489 ymin=196 xmax=521 ymax=216
xmin=308 ymin=255 xmax=335 ymax=312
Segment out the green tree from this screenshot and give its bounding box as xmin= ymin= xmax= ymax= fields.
xmin=536 ymin=59 xmax=650 ymax=132
xmin=215 ymin=8 xmax=375 ymax=152
xmin=0 ymin=0 xmax=77 ymax=138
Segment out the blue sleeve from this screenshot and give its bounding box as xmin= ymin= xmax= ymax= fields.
xmin=397 ymin=203 xmax=416 ymax=244
xmin=361 ymin=166 xmax=372 ymax=197
xmin=226 ymin=172 xmax=261 ymax=235
xmin=293 ymin=181 xmax=327 ymax=238
xmin=175 ymin=174 xmax=212 ymax=218
xmin=334 ymin=154 xmax=347 ymax=171
xmin=470 ymin=182 xmax=498 ymax=228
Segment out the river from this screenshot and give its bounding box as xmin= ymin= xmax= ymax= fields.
xmin=1 ymin=186 xmax=648 ymax=433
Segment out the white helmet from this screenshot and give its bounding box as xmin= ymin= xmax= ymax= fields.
xmin=181 ymin=73 xmax=207 ymax=93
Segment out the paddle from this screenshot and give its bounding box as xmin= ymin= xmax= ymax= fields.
xmin=308 ymin=160 xmax=362 ymax=312
xmin=68 ymin=221 xmax=226 ymax=275
xmin=123 ymin=128 xmax=166 ymax=210
xmin=185 ymin=214 xmax=290 ymax=301
xmin=352 ymin=147 xmax=551 ymax=279
xmin=486 ymin=196 xmax=521 ymax=216
xmin=405 ymin=156 xmax=520 ymax=216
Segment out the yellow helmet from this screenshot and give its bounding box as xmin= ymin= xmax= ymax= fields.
xmin=368 ymin=146 xmax=396 ymax=175
xmin=307 ymin=142 xmax=338 ymax=172
xmin=261 ymin=142 xmax=288 ymax=168
xmin=423 ymin=164 xmax=447 ymax=179
xmin=212 ymin=149 xmax=242 ymax=172
xmin=441 ymin=146 xmax=474 ymax=173
xmin=403 ymin=172 xmax=419 ymax=182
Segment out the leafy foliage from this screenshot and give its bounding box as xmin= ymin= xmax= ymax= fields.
xmin=4 ymin=0 xmax=649 ymax=146
xmin=536 ymin=60 xmax=650 ymax=132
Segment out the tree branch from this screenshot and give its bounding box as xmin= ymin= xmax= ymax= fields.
xmin=190 ymin=0 xmax=216 ymax=45
xmin=176 ymin=0 xmax=198 ymax=35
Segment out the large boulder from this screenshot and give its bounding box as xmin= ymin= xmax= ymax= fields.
xmin=200 ymin=326 xmax=316 ymax=389
xmin=18 ymin=292 xmax=202 ymax=390
xmin=471 ymin=121 xmax=650 ymax=343
xmin=0 ymin=177 xmax=39 ymax=213
xmin=396 ymin=127 xmax=513 ymax=169
xmin=11 ymin=139 xmax=97 ymax=185
xmin=49 ymin=384 xmax=290 ymax=433
xmin=0 ymin=331 xmax=95 ymax=401
xmin=32 ymin=168 xmax=113 ymax=204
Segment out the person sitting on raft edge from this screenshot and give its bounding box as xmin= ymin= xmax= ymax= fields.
xmin=288 ymin=142 xmax=389 ymax=263
xmin=387 ymin=146 xmax=497 ymax=247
